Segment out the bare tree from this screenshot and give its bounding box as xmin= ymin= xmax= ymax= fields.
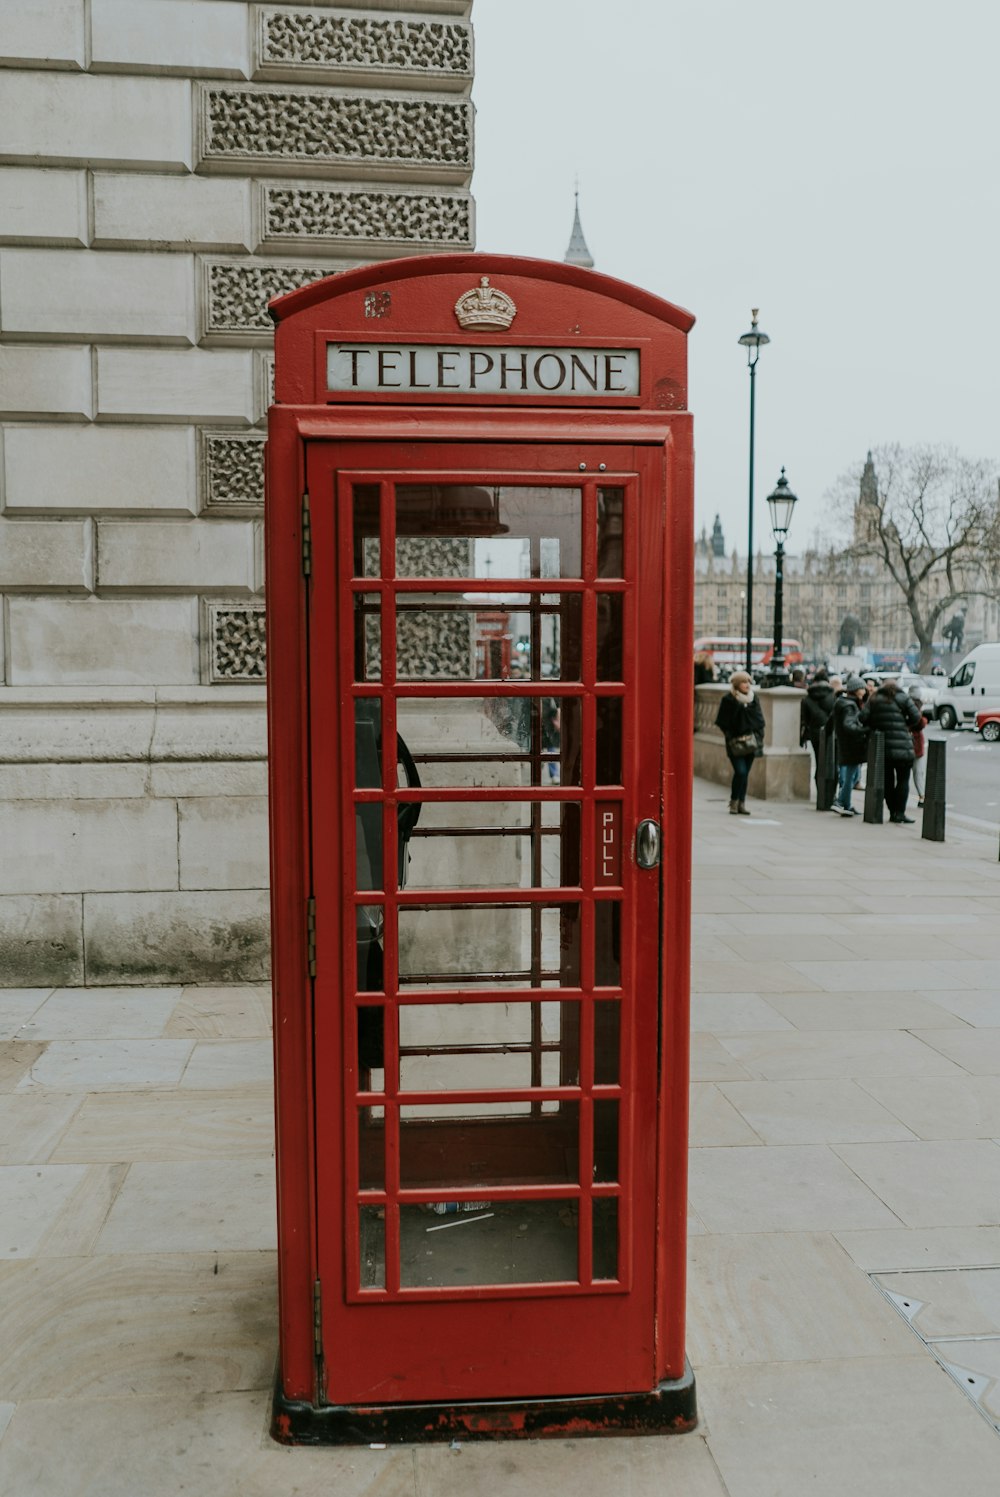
xmin=835 ymin=444 xmax=1000 ymax=670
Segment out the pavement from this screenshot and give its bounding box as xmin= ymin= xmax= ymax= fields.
xmin=2 ymin=776 xmax=1000 ymax=1494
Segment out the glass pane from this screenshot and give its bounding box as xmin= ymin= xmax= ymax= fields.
xmin=354 ymin=699 xmax=382 ymax=787
xmin=353 ymin=484 xmax=380 ymax=577
xmin=398 ymin=999 xmax=580 ymax=1096
xmin=359 ymin=1206 xmax=385 ymax=1290
xmin=596 ymin=593 xmax=624 ymax=681
xmin=595 ymin=903 xmax=621 ymax=988
xmin=592 ymin=1198 xmax=619 ymax=1281
xmin=354 ymin=594 xmax=380 ymax=681
xmin=593 ymin=1099 xmax=619 ymax=1183
xmin=357 ymin=1005 xmax=384 ymax=1073
xmin=399 ymin=1101 xmax=579 ymax=1185
xmin=401 ymin=800 xmax=580 ymax=891
xmin=595 ymin=698 xmax=622 ymax=785
xmin=597 ymin=488 xmax=624 ymax=578
xmin=400 ymin=1200 xmax=578 ymax=1287
xmin=394 ymin=597 xmax=582 ymax=682
xmin=397 ymin=697 xmax=582 ymax=789
xmin=358 ymin=1108 xmax=384 ymax=1191
xmin=396 ymin=485 xmax=582 ymax=578
xmin=398 ymin=903 xmax=580 ymax=991
xmin=594 ymin=1000 xmax=620 ymax=1084
xmin=357 ymin=909 xmax=384 ymax=992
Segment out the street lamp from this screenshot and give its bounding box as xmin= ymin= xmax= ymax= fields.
xmin=737 ymin=310 xmax=770 ymax=673
xmin=763 ymin=467 xmax=798 ymax=685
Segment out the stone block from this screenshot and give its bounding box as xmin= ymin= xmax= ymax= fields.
xmin=84 ymin=890 xmax=271 ymax=985
xmin=0 ymin=169 xmax=88 ymax=246
xmin=178 ymin=796 xmax=269 ymax=889
xmin=0 ymin=74 xmax=193 ymax=171
xmin=91 ymin=0 xmax=251 ymax=78
xmin=0 ymin=691 xmax=157 ymax=764
xmin=148 ymin=693 xmax=267 ymax=761
xmin=0 ymin=345 xmax=93 ymax=419
xmin=149 ymin=761 xmax=267 ymax=798
xmin=252 ymin=7 xmax=472 ymax=91
xmin=93 ymin=173 xmax=253 ymax=252
xmin=96 ymin=348 xmax=256 ymax=423
xmin=0 ymin=249 xmax=195 ymax=343
xmin=0 ymin=763 xmax=149 ymax=800
xmin=258 ymin=180 xmax=473 ymax=254
xmin=0 ymin=2 xmax=85 ymax=69
xmin=3 ymin=426 xmax=197 ymax=516
xmin=0 ymin=519 xmax=93 ymax=592
xmin=0 ymin=798 xmax=178 ymax=894
xmin=0 ymin=895 xmax=83 ymax=987
xmin=6 ymin=598 xmax=199 ymax=686
xmin=195 ymin=82 xmax=473 ymax=183
xmin=202 ymin=600 xmax=267 ymax=684
xmin=97 ymin=519 xmax=257 ymax=593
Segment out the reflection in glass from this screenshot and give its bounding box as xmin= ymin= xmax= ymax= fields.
xmin=398 ymin=904 xmax=581 ymax=990
xmin=394 ymin=596 xmax=582 ymax=682
xmin=595 ymin=903 xmax=621 ymax=988
xmin=401 ymin=800 xmax=579 ymax=891
xmin=592 ymin=1198 xmax=618 ymax=1281
xmin=399 ymin=1101 xmax=579 ymax=1185
xmin=595 ymin=698 xmax=622 ymax=786
xmin=396 ymin=485 xmax=582 ymax=578
xmin=593 ymin=1099 xmax=619 ymax=1183
xmin=359 ymin=1206 xmax=385 ymax=1290
xmin=353 ymin=593 xmax=380 ymax=681
xmin=358 ymin=1107 xmax=384 ymax=1191
xmin=398 ymin=999 xmax=580 ymax=1098
xmin=399 ymin=1200 xmax=578 ymax=1287
xmin=396 ymin=697 xmax=582 ymax=789
xmin=353 ymin=484 xmax=380 ymax=577
xmin=594 ymin=1001 xmax=620 ymax=1084
xmin=357 ymin=907 xmax=384 ymax=993
xmin=597 ymin=488 xmax=624 ymax=578
xmin=596 ymin=593 xmax=623 ymax=681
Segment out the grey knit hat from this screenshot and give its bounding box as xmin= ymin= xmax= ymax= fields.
xmin=843 ymin=674 xmax=867 ymax=692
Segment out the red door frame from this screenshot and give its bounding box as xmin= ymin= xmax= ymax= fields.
xmin=266 ymin=405 xmax=694 ymax=1426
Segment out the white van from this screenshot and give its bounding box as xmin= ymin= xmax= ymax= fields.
xmin=934 ymin=643 xmax=1000 ymax=729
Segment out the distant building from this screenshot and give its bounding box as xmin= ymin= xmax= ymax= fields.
xmin=564 ymin=191 xmax=595 ymax=269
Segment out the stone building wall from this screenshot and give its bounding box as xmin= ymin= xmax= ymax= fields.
xmin=0 ymin=0 xmax=475 ymax=985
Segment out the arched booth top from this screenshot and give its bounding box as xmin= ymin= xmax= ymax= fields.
xmin=269 ymin=253 xmax=695 ymax=413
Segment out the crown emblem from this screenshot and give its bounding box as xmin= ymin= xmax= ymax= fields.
xmin=454 ymin=276 xmax=517 ymax=331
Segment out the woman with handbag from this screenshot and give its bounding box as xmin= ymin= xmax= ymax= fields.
xmin=715 ymin=670 xmax=765 ymax=816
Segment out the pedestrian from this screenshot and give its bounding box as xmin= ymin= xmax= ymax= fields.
xmin=860 ymin=680 xmax=922 ymax=823
xmin=909 ymin=694 xmax=931 ymax=808
xmin=831 ymin=675 xmax=869 ymax=816
xmin=790 ymin=668 xmax=806 ymax=689
xmin=694 ymin=650 xmax=716 ymax=685
xmin=799 ymin=667 xmax=836 ymax=798
xmin=715 ymin=670 xmax=765 ymax=816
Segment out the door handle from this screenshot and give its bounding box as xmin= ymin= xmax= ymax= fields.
xmin=635 ymin=819 xmax=661 ymax=869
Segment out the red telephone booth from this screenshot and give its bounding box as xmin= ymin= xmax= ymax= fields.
xmin=266 ymin=254 xmax=697 ymax=1443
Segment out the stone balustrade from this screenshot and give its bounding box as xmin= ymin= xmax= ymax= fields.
xmin=694 ymin=684 xmax=812 ymax=801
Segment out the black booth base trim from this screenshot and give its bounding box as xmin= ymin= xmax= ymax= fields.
xmin=271 ymin=1365 xmax=697 ymax=1445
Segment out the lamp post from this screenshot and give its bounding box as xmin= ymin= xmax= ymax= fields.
xmin=737 ymin=311 xmax=770 ymax=673
xmin=763 ymin=468 xmax=798 ymax=686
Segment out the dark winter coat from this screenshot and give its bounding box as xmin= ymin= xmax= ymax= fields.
xmin=860 ymin=687 xmax=922 ymax=764
xmin=716 ymin=691 xmax=766 ymax=757
xmin=833 ymin=693 xmax=869 ymax=767
xmin=799 ymin=681 xmax=836 ymax=749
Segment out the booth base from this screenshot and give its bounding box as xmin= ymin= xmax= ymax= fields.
xmin=271 ymin=1365 xmax=697 ymax=1445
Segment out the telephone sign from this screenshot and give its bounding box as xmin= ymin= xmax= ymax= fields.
xmin=265 ymin=253 xmax=697 ymax=1444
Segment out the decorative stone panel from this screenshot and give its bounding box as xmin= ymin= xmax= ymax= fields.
xmin=200 ymin=257 xmax=339 ymax=341
xmin=204 ymin=599 xmax=267 ymax=684
xmin=200 ymin=431 xmax=266 ymax=516
xmin=196 ymin=83 xmax=473 ymax=182
xmin=260 ymin=181 xmax=472 ymax=252
xmin=254 ymin=7 xmax=472 ymax=90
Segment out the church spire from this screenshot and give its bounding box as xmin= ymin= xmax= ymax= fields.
xmin=564 ymin=188 xmax=594 ymax=269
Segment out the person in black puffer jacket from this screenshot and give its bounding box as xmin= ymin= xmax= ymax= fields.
xmin=800 ymin=668 xmax=837 ymax=795
xmin=715 ymin=670 xmax=766 ymax=815
xmin=860 ymin=680 xmax=922 ymax=823
xmin=831 ymin=675 xmax=869 ymax=816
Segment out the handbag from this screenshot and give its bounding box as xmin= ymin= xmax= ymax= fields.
xmin=727 ymin=732 xmax=759 ymax=757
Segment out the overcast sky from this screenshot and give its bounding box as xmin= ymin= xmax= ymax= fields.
xmin=471 ymin=0 xmax=1000 ymax=554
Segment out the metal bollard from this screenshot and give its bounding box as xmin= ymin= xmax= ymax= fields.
xmin=921 ymin=738 xmax=946 ymax=842
xmin=863 ymin=732 xmax=885 ymax=824
xmin=817 ymin=725 xmax=838 ymax=811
